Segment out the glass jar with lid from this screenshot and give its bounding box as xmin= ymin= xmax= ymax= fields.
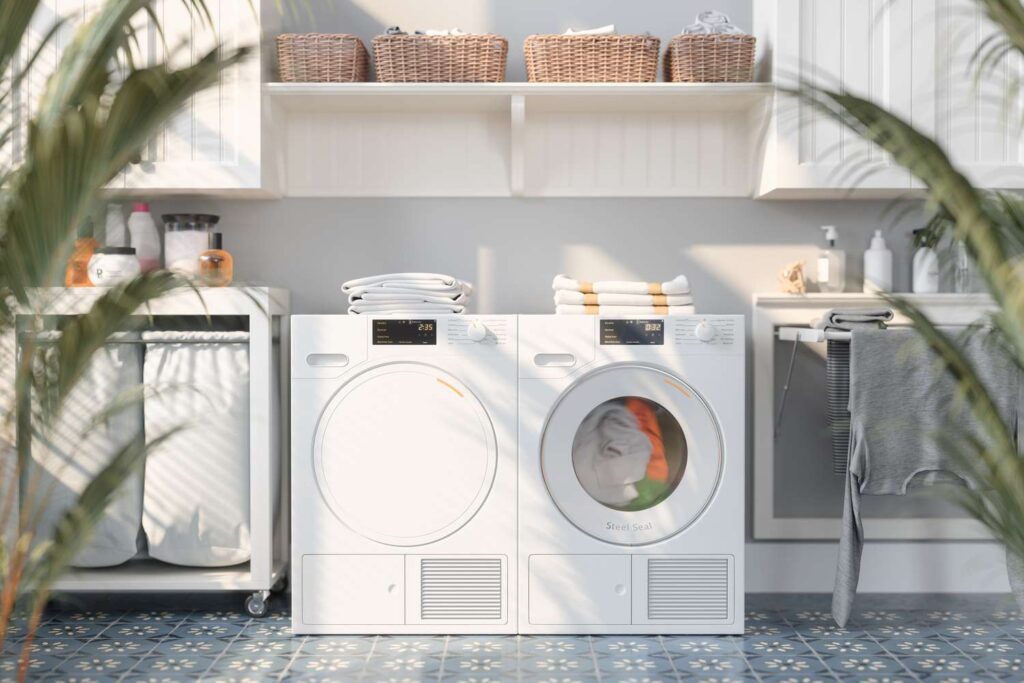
xmin=163 ymin=214 xmax=220 ymax=275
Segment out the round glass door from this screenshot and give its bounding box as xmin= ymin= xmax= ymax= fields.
xmin=314 ymin=362 xmax=497 ymax=547
xmin=542 ymin=364 xmax=722 ymax=545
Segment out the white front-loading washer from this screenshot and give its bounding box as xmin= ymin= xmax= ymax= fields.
xmin=519 ymin=315 xmax=744 ymax=634
xmin=291 ymin=315 xmax=517 ymax=634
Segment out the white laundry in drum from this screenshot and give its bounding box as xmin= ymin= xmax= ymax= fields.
xmin=142 ymin=331 xmax=251 ymax=567
xmin=571 ymin=403 xmax=652 ymax=506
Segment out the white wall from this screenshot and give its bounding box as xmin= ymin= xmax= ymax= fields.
xmin=150 ymin=0 xmax=1009 ymax=594
xmin=149 ymin=195 xmax=1009 ymax=593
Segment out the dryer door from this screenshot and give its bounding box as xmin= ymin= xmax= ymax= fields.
xmin=541 ymin=364 xmax=723 ymax=545
xmin=314 ymin=362 xmax=497 ymax=546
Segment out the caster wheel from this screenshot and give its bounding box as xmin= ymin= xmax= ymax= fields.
xmin=245 ymin=591 xmax=269 ymax=618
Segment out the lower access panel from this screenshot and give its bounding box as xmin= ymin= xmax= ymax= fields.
xmin=529 ymin=555 xmax=630 ymax=625
xmin=632 ymin=555 xmax=735 ymax=625
xmin=406 ymin=555 xmax=508 ymax=625
xmin=302 ymin=555 xmax=404 ymax=625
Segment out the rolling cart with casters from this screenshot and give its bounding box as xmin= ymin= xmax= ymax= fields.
xmin=2 ymin=287 xmax=291 ymax=616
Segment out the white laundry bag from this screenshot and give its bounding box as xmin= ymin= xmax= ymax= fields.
xmin=142 ymin=331 xmax=250 ymax=567
xmin=28 ymin=333 xmax=144 ymax=568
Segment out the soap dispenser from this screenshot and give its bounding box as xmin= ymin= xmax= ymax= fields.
xmin=817 ymin=225 xmax=846 ymax=293
xmin=863 ymin=229 xmax=893 ymax=293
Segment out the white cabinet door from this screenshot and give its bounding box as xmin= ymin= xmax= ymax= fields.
xmin=123 ymin=0 xmax=275 ymax=195
xmin=932 ymin=0 xmax=1024 ymax=189
xmin=758 ymin=0 xmax=1024 ymax=197
xmin=757 ymin=0 xmax=934 ymax=197
xmin=14 ymin=1 xmax=125 ymax=187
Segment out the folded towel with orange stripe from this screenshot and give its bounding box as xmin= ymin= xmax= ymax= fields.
xmin=553 ymin=273 xmax=691 ymax=296
xmin=556 ymin=304 xmax=696 ymax=316
xmin=553 ymin=274 xmax=695 ymax=315
xmin=554 ymin=290 xmax=694 ymax=307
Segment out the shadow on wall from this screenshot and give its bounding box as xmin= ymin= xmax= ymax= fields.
xmin=279 ymin=0 xmax=752 ymax=82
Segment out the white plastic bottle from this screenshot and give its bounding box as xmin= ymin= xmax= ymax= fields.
xmin=104 ymin=203 xmax=127 ymax=248
xmin=817 ymin=225 xmax=846 ymax=293
xmin=128 ymin=202 xmax=161 ymax=272
xmin=863 ymin=229 xmax=893 ymax=293
xmin=911 ymin=230 xmax=939 ymax=293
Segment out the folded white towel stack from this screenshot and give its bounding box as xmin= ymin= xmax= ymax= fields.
xmin=563 ymin=24 xmax=616 ymax=36
xmin=552 ymin=274 xmax=696 ymax=315
xmin=343 ymin=272 xmax=474 ymax=315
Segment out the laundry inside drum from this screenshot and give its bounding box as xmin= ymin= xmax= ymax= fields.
xmin=571 ymin=396 xmax=687 ymax=512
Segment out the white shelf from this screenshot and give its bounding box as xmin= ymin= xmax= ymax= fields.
xmin=266 ymin=82 xmax=773 ymax=198
xmin=266 ymin=82 xmax=772 ymax=111
xmin=53 ymin=560 xmax=287 ymax=592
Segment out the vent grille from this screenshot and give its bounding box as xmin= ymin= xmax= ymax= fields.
xmin=647 ymin=557 xmax=730 ymax=621
xmin=420 ymin=557 xmax=503 ymax=621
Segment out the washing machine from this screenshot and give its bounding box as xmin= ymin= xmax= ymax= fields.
xmin=291 ymin=315 xmax=517 ymax=634
xmin=518 ymin=315 xmax=744 ymax=634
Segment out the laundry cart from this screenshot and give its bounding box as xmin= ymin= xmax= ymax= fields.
xmin=1 ymin=287 xmax=289 ymax=616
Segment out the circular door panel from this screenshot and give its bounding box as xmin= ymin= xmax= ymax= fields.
xmin=314 ymin=362 xmax=497 ymax=546
xmin=541 ymin=364 xmax=723 ymax=545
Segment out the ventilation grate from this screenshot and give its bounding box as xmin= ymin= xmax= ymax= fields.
xmin=647 ymin=557 xmax=730 ymax=621
xmin=420 ymin=557 xmax=503 ymax=621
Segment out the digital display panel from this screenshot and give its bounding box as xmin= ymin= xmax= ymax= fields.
xmin=600 ymin=319 xmax=665 ymax=345
xmin=373 ymin=319 xmax=437 ymax=345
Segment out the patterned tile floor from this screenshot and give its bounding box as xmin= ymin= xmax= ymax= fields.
xmin=3 ymin=593 xmax=1024 ymax=682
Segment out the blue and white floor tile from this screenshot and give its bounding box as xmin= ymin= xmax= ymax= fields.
xmin=2 ymin=594 xmax=1023 ymax=681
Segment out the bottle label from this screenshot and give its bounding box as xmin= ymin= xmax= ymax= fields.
xmin=817 ymin=256 xmax=830 ymax=284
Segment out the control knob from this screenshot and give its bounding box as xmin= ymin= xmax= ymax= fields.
xmin=467 ymin=321 xmax=489 ymax=342
xmin=694 ymin=319 xmax=717 ymax=343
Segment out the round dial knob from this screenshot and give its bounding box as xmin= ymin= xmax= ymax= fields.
xmin=694 ymin=320 xmax=716 ymax=343
xmin=466 ymin=321 xmax=489 ymax=342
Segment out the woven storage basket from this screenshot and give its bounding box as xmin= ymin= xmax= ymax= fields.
xmin=277 ymin=33 xmax=369 ymax=83
xmin=524 ymin=34 xmax=660 ymax=83
xmin=372 ymin=34 xmax=508 ymax=82
xmin=664 ymin=34 xmax=755 ymax=83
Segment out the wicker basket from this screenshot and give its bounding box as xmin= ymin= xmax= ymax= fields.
xmin=664 ymin=34 xmax=755 ymax=83
xmin=372 ymin=34 xmax=508 ymax=82
xmin=523 ymin=34 xmax=661 ymax=83
xmin=277 ymin=33 xmax=369 ymax=83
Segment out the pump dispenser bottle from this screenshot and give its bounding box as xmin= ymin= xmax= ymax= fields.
xmin=863 ymin=229 xmax=893 ymax=293
xmin=817 ymin=225 xmax=846 ymax=293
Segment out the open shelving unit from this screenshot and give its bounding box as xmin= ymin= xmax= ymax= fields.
xmin=2 ymin=288 xmax=290 ymax=615
xmin=266 ymin=82 xmax=773 ymax=198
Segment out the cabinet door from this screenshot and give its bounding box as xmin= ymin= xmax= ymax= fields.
xmin=932 ymin=0 xmax=1024 ymax=189
xmin=122 ymin=0 xmax=265 ymax=193
xmin=14 ymin=1 xmax=125 ymax=187
xmin=759 ymin=0 xmax=934 ymax=197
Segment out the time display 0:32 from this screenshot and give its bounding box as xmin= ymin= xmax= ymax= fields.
xmin=600 ymin=319 xmax=665 ymax=345
xmin=373 ymin=319 xmax=437 ymax=345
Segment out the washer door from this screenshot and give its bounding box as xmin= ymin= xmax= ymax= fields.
xmin=541 ymin=364 xmax=723 ymax=545
xmin=314 ymin=362 xmax=497 ymax=546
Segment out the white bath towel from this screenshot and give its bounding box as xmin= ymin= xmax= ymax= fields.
xmin=563 ymin=24 xmax=616 ymax=36
xmin=572 ymin=403 xmax=651 ymax=506
xmin=142 ymin=331 xmax=251 ymax=567
xmin=554 ymin=290 xmax=694 ymax=307
xmin=349 ymin=302 xmax=466 ymax=315
xmin=28 ymin=332 xmax=143 ymax=568
xmin=553 ymin=274 xmax=691 ymax=296
xmin=556 ymin=304 xmax=696 ymax=316
xmin=342 ymin=273 xmax=474 ymax=298
xmin=351 ymin=289 xmax=472 ymax=305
